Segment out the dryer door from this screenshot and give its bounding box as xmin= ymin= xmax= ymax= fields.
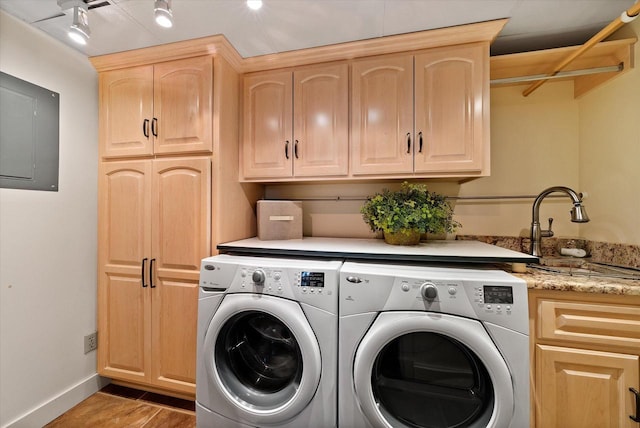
xmin=202 ymin=293 xmax=322 ymax=425
xmin=353 ymin=312 xmax=514 ymax=428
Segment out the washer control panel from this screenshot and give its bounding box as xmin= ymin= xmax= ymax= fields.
xmin=200 ymin=255 xmax=342 ymax=313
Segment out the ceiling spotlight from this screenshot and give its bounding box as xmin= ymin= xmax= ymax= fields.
xmin=68 ymin=4 xmax=90 ymax=45
xmin=154 ymin=0 xmax=173 ymax=28
xmin=247 ymin=0 xmax=263 ymax=11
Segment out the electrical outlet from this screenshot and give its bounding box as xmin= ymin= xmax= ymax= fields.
xmin=84 ymin=332 xmax=98 ymax=354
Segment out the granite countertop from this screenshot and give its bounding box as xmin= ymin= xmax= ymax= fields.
xmin=456 ymin=235 xmax=640 ymax=296
xmin=514 ymin=268 xmax=640 ymax=296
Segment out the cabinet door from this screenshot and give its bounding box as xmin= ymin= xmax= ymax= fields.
xmin=150 ymin=157 xmax=211 ymax=394
xmin=242 ymin=71 xmax=293 ymax=179
xmin=99 ymin=66 xmax=154 ymax=158
xmin=414 ymin=44 xmax=486 ymax=173
xmin=153 ymin=56 xmax=213 ymax=155
xmin=536 ymin=344 xmax=639 ymax=428
xmin=293 ymin=63 xmax=349 ymax=177
xmin=98 ymin=160 xmax=152 ymax=383
xmin=351 ymin=55 xmax=413 ymax=175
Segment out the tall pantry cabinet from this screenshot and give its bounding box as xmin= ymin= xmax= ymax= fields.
xmin=91 ymin=38 xmax=261 ymax=398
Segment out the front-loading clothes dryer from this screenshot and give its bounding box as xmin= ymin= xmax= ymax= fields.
xmin=196 ymin=254 xmax=342 ymax=428
xmin=338 ymin=261 xmax=529 ymax=428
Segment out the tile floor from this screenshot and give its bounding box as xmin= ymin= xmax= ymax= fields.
xmin=44 ymin=384 xmax=195 ymax=427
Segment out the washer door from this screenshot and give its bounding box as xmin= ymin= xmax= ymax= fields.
xmin=202 ymin=293 xmax=321 ymax=425
xmin=353 ymin=312 xmax=514 ymax=428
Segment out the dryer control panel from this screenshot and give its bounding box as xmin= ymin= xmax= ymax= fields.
xmin=340 ymin=261 xmax=528 ymax=335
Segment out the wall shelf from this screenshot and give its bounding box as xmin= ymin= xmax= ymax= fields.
xmin=490 ymin=37 xmax=637 ymax=98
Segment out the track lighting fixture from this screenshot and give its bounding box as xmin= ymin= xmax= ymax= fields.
xmin=154 ymin=0 xmax=173 ymax=28
xmin=57 ymin=0 xmax=90 ymax=45
xmin=69 ymin=4 xmax=90 ymax=45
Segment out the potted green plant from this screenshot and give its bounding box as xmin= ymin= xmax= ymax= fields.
xmin=360 ymin=182 xmax=460 ymax=245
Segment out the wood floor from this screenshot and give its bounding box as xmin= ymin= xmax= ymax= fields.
xmin=45 ymin=384 xmax=195 ymax=427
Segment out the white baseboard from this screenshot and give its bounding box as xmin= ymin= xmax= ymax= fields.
xmin=4 ymin=374 xmax=110 ymax=428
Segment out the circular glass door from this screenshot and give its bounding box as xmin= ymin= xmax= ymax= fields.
xmin=216 ymin=311 xmax=303 ymax=406
xmin=372 ymin=332 xmax=493 ymax=428
xmin=353 ymin=312 xmax=513 ymax=428
xmin=202 ymin=293 xmax=322 ymax=424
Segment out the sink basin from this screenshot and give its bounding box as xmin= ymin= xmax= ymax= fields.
xmin=529 ymin=258 xmax=640 ymax=280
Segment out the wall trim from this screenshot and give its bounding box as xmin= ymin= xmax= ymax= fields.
xmin=4 ymin=374 xmax=110 ymax=428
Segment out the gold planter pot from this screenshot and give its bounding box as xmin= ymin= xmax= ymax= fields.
xmin=384 ymin=228 xmax=421 ymax=246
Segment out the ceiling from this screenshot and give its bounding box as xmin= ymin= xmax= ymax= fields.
xmin=0 ymin=0 xmax=636 ymax=59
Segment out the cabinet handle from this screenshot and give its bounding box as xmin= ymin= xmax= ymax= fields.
xmin=143 ymin=119 xmax=150 ymax=139
xmin=294 ymin=140 xmax=299 ymax=159
xmin=406 ymin=133 xmax=411 ymax=154
xmin=285 ymin=140 xmax=290 ymax=159
xmin=631 ymin=387 xmax=640 ymax=422
xmin=141 ymin=257 xmax=148 ymax=288
xmin=151 ymin=118 xmax=158 ymax=137
xmin=149 ymin=258 xmax=156 ymax=288
xmin=418 ymin=131 xmax=423 ymax=153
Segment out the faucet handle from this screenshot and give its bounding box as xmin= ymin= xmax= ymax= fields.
xmin=542 ymin=217 xmax=554 ymax=238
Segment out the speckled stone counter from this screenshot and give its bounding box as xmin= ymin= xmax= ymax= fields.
xmin=513 ymin=269 xmax=640 ymax=296
xmin=456 ymin=234 xmax=640 ymax=295
xmin=457 ymin=235 xmax=640 ymax=269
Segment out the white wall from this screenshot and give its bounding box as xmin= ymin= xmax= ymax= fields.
xmin=578 ymin=18 xmax=640 ymax=246
xmin=0 ymin=11 xmax=101 ymax=427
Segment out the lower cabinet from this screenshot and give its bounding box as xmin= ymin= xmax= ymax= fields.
xmin=98 ymin=157 xmax=211 ymax=397
xmin=529 ymin=290 xmax=640 ymax=428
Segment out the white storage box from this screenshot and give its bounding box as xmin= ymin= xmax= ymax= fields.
xmin=257 ymin=200 xmax=303 ymax=240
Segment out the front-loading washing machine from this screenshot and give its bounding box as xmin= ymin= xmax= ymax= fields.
xmin=338 ymin=261 xmax=529 ymax=428
xmin=196 ymin=254 xmax=342 ymax=428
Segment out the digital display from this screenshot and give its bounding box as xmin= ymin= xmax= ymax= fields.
xmin=301 ymin=272 xmax=324 ymax=287
xmin=483 ymin=286 xmax=514 ymax=304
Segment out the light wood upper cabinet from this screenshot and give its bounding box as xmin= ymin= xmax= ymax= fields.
xmin=293 ymin=64 xmax=349 ymax=177
xmin=99 ymin=67 xmax=154 ymax=158
xmin=99 ymin=56 xmax=212 ymax=159
xmin=153 ymin=58 xmax=213 ymax=155
xmin=242 ymin=71 xmax=293 ymax=178
xmin=241 ymin=63 xmax=348 ymax=180
xmin=98 ymin=157 xmax=211 ymax=396
xmin=351 ymin=55 xmax=413 ymax=175
xmin=351 ymin=43 xmax=489 ymax=178
xmin=414 ymin=44 xmax=486 ymax=173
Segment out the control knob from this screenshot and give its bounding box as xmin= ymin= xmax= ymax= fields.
xmin=420 ymin=282 xmax=438 ymax=301
xmin=252 ymin=269 xmax=266 ymax=285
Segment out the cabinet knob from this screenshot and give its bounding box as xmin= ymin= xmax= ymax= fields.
xmin=406 ymin=132 xmax=411 ymax=154
xmin=285 ymin=140 xmax=290 ymax=159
